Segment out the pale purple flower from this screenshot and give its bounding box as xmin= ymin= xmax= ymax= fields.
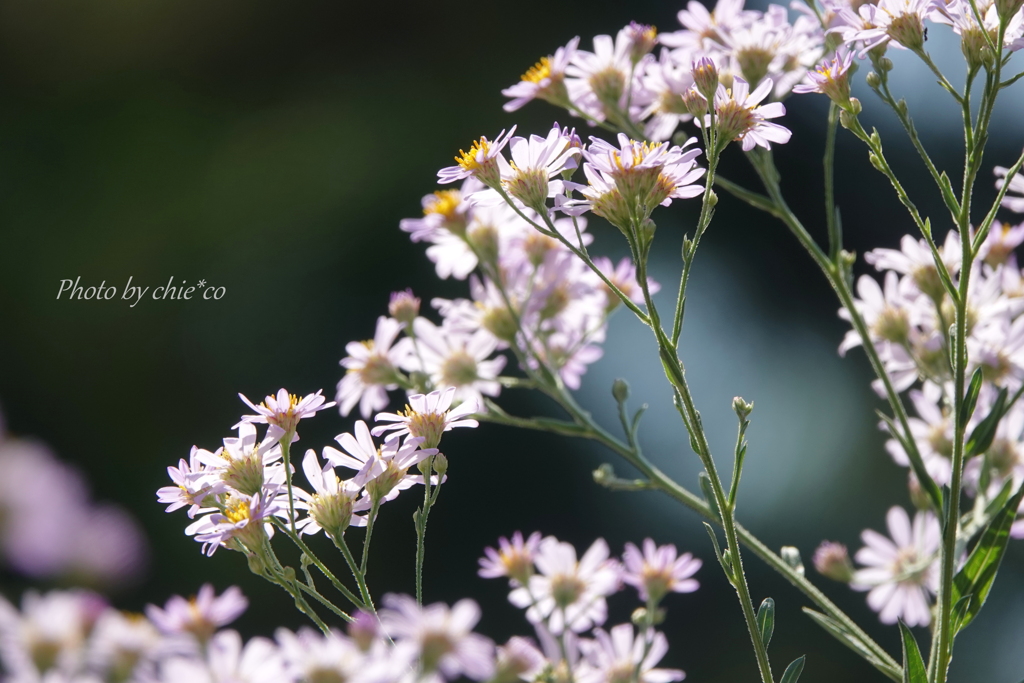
xmin=479 ymin=531 xmax=543 ymax=585
xmin=158 ymin=629 xmax=285 ymax=683
xmin=184 ymin=489 xmax=287 ymax=557
xmin=493 ymin=636 xmax=547 ymax=683
xmin=502 ymin=125 xmax=582 ymax=209
xmin=979 ymin=221 xmax=1024 ymax=266
xmin=864 ymin=231 xmax=962 ymax=300
xmin=837 ymin=0 xmax=940 ymax=53
xmin=660 ymin=0 xmax=759 ymax=52
xmin=338 ymin=316 xmax=413 ymax=418
xmin=621 ymin=539 xmax=701 ymax=603
xmin=324 ymin=421 xmax=437 ymax=504
xmin=87 ymin=608 xmax=162 ymax=680
xmin=192 ymin=423 xmax=285 ymax=497
xmin=793 ymin=49 xmax=854 ymax=104
xmin=509 ymin=537 xmax=622 ymax=634
xmin=0 ymin=589 xmax=106 ymax=680
xmin=702 ymin=77 xmax=791 ymax=151
xmin=157 ymin=446 xmax=222 ymax=518
xmin=236 ymin=388 xmax=334 ymax=440
xmin=593 ymin=257 xmax=659 ymax=311
xmin=276 ymin=627 xmax=366 ymax=683
xmin=373 ymin=386 xmax=480 ymax=448
xmin=503 ymin=38 xmax=581 ymax=112
xmin=813 ymin=541 xmax=854 ymax=582
xmin=636 ymin=50 xmax=696 ymax=142
xmin=996 ymin=165 xmax=1024 ymax=213
xmin=564 ymin=30 xmax=640 ymax=123
xmin=577 ymin=624 xmax=685 ymax=683
xmin=851 ymin=506 xmax=940 ymax=627
xmin=408 ymin=319 xmax=507 ymax=406
xmin=146 ymin=584 xmax=248 ymax=641
xmin=438 ymin=128 xmax=517 ymax=188
xmin=380 ymin=594 xmax=495 ymax=683
xmin=294 ymin=448 xmax=370 ymax=536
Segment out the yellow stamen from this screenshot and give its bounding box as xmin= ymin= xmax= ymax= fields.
xmin=521 ymin=56 xmax=553 ymax=84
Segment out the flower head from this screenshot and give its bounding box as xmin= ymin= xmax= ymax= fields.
xmin=621 ymin=539 xmax=701 ymax=603
xmin=577 ymin=624 xmax=684 ymax=683
xmin=503 ymin=38 xmax=580 ymax=112
xmin=373 ymin=386 xmax=480 ymax=449
xmin=380 ymin=594 xmax=495 ymax=683
xmin=439 ymin=128 xmax=517 ymax=189
xmin=851 ymin=506 xmax=940 ymax=626
xmin=338 ymin=316 xmax=412 ymax=418
xmin=478 ymin=531 xmax=543 ymax=585
xmin=145 ymin=584 xmax=248 ymax=642
xmin=325 ymin=421 xmax=437 ymax=503
xmin=793 ymin=49 xmax=855 ymax=108
xmin=702 ymin=77 xmax=792 ymax=152
xmin=237 ymin=388 xmax=334 ymax=441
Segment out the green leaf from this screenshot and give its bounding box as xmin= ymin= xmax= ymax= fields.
xmin=950 ymin=594 xmax=972 ymax=634
xmin=802 ymin=609 xmax=902 ymax=682
xmin=898 ymin=621 xmax=927 ymax=683
xmin=960 ymin=368 xmax=984 ymax=426
xmin=966 ymin=387 xmax=1009 ymax=458
xmin=951 ymin=484 xmax=1024 ymax=632
xmin=702 ymin=523 xmax=732 ymax=582
xmin=983 ymin=478 xmax=1014 ymax=519
xmin=756 ymin=598 xmax=775 ymax=649
xmin=699 ymin=472 xmax=722 ymax=522
xmin=877 ymin=411 xmax=943 ymax=511
xmin=780 ymin=656 xmax=806 ymax=683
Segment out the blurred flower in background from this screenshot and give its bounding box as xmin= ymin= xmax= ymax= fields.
xmin=0 ymin=405 xmax=148 ymax=588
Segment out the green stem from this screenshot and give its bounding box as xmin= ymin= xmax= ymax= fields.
xmin=280 ymin=434 xmax=298 ymax=536
xmin=415 ymin=458 xmax=439 ymax=605
xmin=824 ymin=103 xmax=841 ymax=262
xmin=335 ymin=532 xmax=375 ymax=611
xmin=272 ymin=518 xmax=369 ymax=612
xmin=360 ymin=500 xmax=381 ymax=576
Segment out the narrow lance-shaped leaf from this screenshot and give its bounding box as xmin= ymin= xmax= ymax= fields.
xmin=756 ymin=598 xmax=775 ymax=649
xmin=951 ymin=484 xmax=1024 ymax=632
xmin=966 ymin=386 xmax=1009 ymax=458
xmin=898 ymin=621 xmax=927 ymax=683
xmin=780 ymin=656 xmax=806 ymax=683
xmin=959 ymin=368 xmax=984 ymax=426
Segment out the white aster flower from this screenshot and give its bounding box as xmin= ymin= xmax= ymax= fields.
xmin=851 ymin=506 xmax=940 ymax=627
xmin=192 ymin=423 xmax=285 ymax=498
xmin=438 ymin=128 xmax=517 ymax=189
xmin=996 ymin=165 xmax=1024 ymax=213
xmin=372 ymin=386 xmax=480 ymax=448
xmin=295 ymin=448 xmax=370 ymax=537
xmin=380 ymin=594 xmax=495 ymax=683
xmin=478 ymin=531 xmax=543 ymax=585
xmin=621 ymin=539 xmax=701 ymax=603
xmin=577 ymin=624 xmax=685 ymax=683
xmin=503 ymin=38 xmax=580 ymax=112
xmin=145 ymin=584 xmax=248 ymax=643
xmin=509 ymin=537 xmax=622 ymax=634
xmin=502 ymin=125 xmax=582 ymax=210
xmin=565 ymin=29 xmax=644 ymax=123
xmin=338 ymin=316 xmax=413 ymax=418
xmin=276 ymin=627 xmax=367 ymax=683
xmin=864 ymin=232 xmax=962 ymax=301
xmin=86 ymin=609 xmax=162 ymax=682
xmin=660 ymin=0 xmax=759 ymax=53
xmin=324 ymin=421 xmax=438 ymax=504
xmin=408 ymin=319 xmax=507 ymax=406
xmin=0 ymin=590 xmax=103 ymax=680
xmin=184 ymin=488 xmax=287 ymax=557
xmin=157 ymin=629 xmax=285 ymax=683
xmin=702 ymin=77 xmax=791 ymax=151
xmin=157 ymin=445 xmax=222 ymax=518
xmin=236 ymin=388 xmax=334 ymax=441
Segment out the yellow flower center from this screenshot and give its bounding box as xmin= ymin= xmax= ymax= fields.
xmin=522 ymin=56 xmax=553 ymax=84
xmin=225 ymin=499 xmax=252 ymax=524
xmin=424 ymin=190 xmax=463 ymax=220
xmin=455 ymin=139 xmax=491 ymax=172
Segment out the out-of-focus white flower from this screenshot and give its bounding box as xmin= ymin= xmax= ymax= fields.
xmin=509 ymin=537 xmax=622 ymax=634
xmin=979 ymin=221 xmax=1024 ymax=267
xmin=87 ymin=609 xmax=162 ymax=682
xmin=479 ymin=531 xmax=543 ymax=585
xmin=621 ymin=539 xmax=701 ymax=603
xmin=158 ymin=629 xmax=286 ymax=683
xmin=338 ymin=316 xmax=413 ymax=418
xmin=380 ymin=594 xmax=495 ymax=683
xmin=373 ymin=386 xmax=480 ymax=449
xmin=836 ymin=0 xmax=941 ymax=53
xmin=577 ymin=623 xmax=685 ymax=683
xmin=145 ymin=584 xmax=248 ymax=643
xmin=996 ymin=165 xmax=1024 ymax=213
xmin=565 ymin=30 xmax=642 ymax=124
xmin=493 ymin=636 xmax=547 ymax=683
xmin=408 ymin=319 xmax=507 ymax=406
xmin=276 ymin=627 xmax=367 ymax=683
xmin=851 ymin=506 xmax=940 ymax=627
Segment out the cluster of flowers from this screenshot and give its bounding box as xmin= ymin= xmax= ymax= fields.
xmin=0 ymin=407 xmax=146 ymax=587
xmin=0 ymin=531 xmax=701 ymax=683
xmin=157 ymin=387 xmax=477 ymax=556
xmin=810 ymin=169 xmax=1024 ymax=627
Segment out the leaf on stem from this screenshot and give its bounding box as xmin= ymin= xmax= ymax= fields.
xmin=802 ymin=609 xmax=903 ymax=681
xmin=959 ymin=368 xmax=984 ymax=426
xmin=966 ymin=386 xmax=1009 ymax=458
xmin=699 ymin=472 xmax=723 ymax=522
xmin=897 ymin=620 xmax=927 ymax=683
xmin=780 ymin=656 xmax=806 ymax=683
xmin=950 ymin=483 xmax=1024 ymax=633
xmin=756 ymin=597 xmax=775 ymax=649
xmin=703 ymin=522 xmax=733 ymax=583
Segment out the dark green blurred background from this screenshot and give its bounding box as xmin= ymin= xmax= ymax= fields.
xmin=2 ymin=1 xmax=1023 ymax=681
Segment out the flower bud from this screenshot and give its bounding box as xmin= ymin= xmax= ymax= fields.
xmin=996 ymin=0 xmax=1024 ymax=23
xmin=780 ymin=546 xmax=805 ymax=576
xmin=732 ymin=396 xmax=753 ymax=420
xmin=626 ymin=22 xmax=658 ymax=63
xmin=612 ymin=378 xmax=631 ymax=404
xmin=813 ymin=541 xmax=854 ymax=582
xmin=680 ymin=88 xmax=709 ymax=117
xmin=349 ymin=610 xmax=379 ymax=651
xmin=388 ymin=289 xmax=421 ymax=325
xmin=692 ymin=58 xmax=720 ymax=101
xmin=432 ymin=453 xmax=449 ymax=478
xmin=865 ymin=71 xmax=882 ymax=89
